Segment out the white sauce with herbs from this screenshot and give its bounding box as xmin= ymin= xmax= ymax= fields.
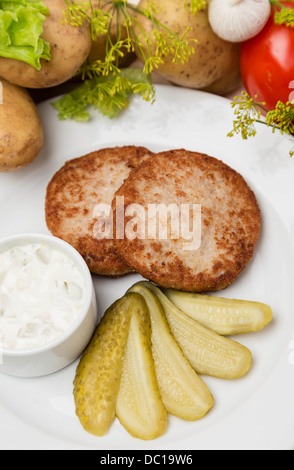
xmin=0 ymin=243 xmax=85 ymax=351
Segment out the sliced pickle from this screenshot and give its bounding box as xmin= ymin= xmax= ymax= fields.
xmin=73 ymin=294 xmax=137 ymax=436
xmin=138 ymin=282 xmax=252 ymax=380
xmin=116 ymin=296 xmax=167 ymax=440
xmin=128 ymin=284 xmax=214 ymax=421
xmin=164 ymin=288 xmax=273 ymax=335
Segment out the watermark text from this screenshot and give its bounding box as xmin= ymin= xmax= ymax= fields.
xmin=93 ymin=197 xmax=202 ymax=251
xmin=289 ymin=80 xmax=294 ymax=105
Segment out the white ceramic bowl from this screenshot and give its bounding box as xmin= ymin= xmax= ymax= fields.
xmin=0 ymin=233 xmax=98 ymax=378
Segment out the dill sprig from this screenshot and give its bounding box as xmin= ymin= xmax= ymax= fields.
xmin=274 ymin=8 xmax=294 ymax=27
xmin=53 ymin=68 xmax=155 ymax=121
xmin=228 ymin=92 xmax=294 ymax=157
xmin=266 ymin=101 xmax=294 ymax=135
xmin=270 ymin=0 xmax=294 ymax=28
xmin=189 ymin=0 xmax=207 ymax=15
xmin=63 ymin=0 xmax=110 ymax=38
xmin=54 ymin=0 xmax=197 ymax=121
xmin=228 ymin=92 xmax=266 ymax=140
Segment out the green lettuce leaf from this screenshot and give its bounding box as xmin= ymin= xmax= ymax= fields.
xmin=0 ymin=0 xmax=51 ymax=69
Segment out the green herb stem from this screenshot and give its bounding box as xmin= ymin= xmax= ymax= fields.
xmin=270 ymin=0 xmax=294 ymax=28
xmin=58 ymin=0 xmax=196 ymax=121
xmin=228 ymin=92 xmax=294 ymax=157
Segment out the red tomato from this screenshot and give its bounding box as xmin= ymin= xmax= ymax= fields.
xmin=240 ymin=1 xmax=294 ymax=111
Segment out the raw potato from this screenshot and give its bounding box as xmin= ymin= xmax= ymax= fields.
xmin=0 ymin=79 xmax=43 ymax=172
xmin=89 ymin=1 xmax=136 ymax=67
xmin=0 ymin=0 xmax=92 ymax=89
xmin=133 ymin=0 xmax=241 ymax=95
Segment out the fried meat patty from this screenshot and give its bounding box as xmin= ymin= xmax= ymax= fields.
xmin=45 ymin=146 xmax=154 ymax=276
xmin=113 ymin=149 xmax=261 ymax=292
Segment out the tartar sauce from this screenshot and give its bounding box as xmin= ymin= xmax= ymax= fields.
xmin=0 ymin=243 xmax=85 ymax=351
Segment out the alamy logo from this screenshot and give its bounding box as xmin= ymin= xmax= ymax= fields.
xmin=289 ymin=340 xmax=294 ymax=365
xmin=93 ymin=197 xmax=202 ymax=252
xmin=0 ymin=342 xmax=3 ymax=365
xmin=0 ymin=81 xmax=3 ymax=105
xmin=289 ymin=80 xmax=294 ymax=104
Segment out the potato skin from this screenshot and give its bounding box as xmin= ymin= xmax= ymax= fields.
xmin=0 ymin=0 xmax=92 ymax=89
xmin=0 ymin=79 xmax=43 ymax=172
xmin=134 ymin=0 xmax=241 ymax=95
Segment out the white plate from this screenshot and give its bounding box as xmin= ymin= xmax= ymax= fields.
xmin=0 ymin=85 xmax=294 ymax=451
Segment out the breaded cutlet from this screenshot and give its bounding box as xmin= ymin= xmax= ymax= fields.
xmin=45 ymin=145 xmax=154 ymax=276
xmin=112 ymin=149 xmax=261 ymax=292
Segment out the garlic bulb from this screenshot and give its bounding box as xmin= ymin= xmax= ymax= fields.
xmin=208 ymin=0 xmax=271 ymax=43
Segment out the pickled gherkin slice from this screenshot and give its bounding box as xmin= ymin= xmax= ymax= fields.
xmin=73 ymin=294 xmax=136 ymax=436
xmin=138 ymin=282 xmax=252 ymax=380
xmin=164 ymin=288 xmax=273 ymax=335
xmin=116 ymin=296 xmax=167 ymax=440
xmin=128 ymin=283 xmax=214 ymax=421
